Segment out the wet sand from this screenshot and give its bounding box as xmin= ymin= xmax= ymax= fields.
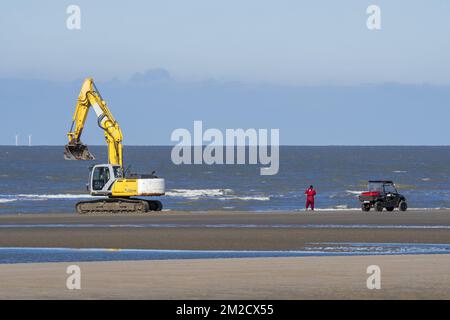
xmin=1 ymin=254 xmax=450 ymax=299
xmin=1 ymin=210 xmax=449 ymax=299
xmin=0 ymin=210 xmax=449 ymax=250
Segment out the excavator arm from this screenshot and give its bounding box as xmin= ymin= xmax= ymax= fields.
xmin=64 ymin=78 xmax=124 ymax=167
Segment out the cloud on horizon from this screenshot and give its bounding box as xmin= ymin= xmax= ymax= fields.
xmin=129 ymin=68 xmax=173 ymax=83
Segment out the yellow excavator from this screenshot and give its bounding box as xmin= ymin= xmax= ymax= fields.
xmin=64 ymin=77 xmax=165 ymax=214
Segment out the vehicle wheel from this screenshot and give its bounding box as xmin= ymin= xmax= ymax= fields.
xmin=386 ymin=207 xmax=395 ymax=212
xmin=148 ymin=200 xmax=163 ymax=211
xmin=155 ymin=200 xmax=163 ymax=211
xmin=361 ymin=203 xmax=371 ymax=212
xmin=399 ymin=201 xmax=408 ymax=212
xmin=374 ymin=202 xmax=384 ymax=212
xmin=76 ymin=203 xmax=85 ymax=214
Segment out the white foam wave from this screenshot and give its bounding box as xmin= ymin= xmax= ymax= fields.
xmin=219 ymin=196 xmax=270 ymax=201
xmin=346 ymin=190 xmax=364 ymax=196
xmin=314 ymin=207 xmax=360 ymax=212
xmin=0 ymin=199 xmax=17 ymax=203
xmin=165 ymin=189 xmax=233 ymax=198
xmin=18 ymin=194 xmax=94 ymax=199
xmin=333 ymin=204 xmax=349 ymax=209
xmin=165 ymin=189 xmax=269 ymax=201
xmin=0 ymin=194 xmax=94 ymax=201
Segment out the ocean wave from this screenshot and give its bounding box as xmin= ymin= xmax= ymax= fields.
xmin=408 ymin=207 xmax=450 ymax=211
xmin=328 ymin=190 xmax=363 ymax=199
xmin=18 ymin=193 xmax=93 ymax=199
xmin=0 ymin=194 xmax=94 ymax=201
xmin=314 ymin=207 xmax=360 ymax=211
xmin=333 ymin=204 xmax=350 ymax=209
xmin=218 ymin=196 xmax=270 ymax=201
xmin=165 ymin=189 xmax=270 ymax=201
xmin=346 ymin=190 xmax=364 ymax=196
xmin=17 ymin=194 xmax=95 ymax=199
xmin=0 ymin=199 xmax=17 ymax=203
xmin=165 ymin=189 xmax=233 ymax=198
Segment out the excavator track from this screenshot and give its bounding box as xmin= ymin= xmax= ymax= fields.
xmin=75 ymin=198 xmax=163 ymax=215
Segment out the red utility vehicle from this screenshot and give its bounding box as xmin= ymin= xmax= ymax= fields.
xmin=359 ymin=181 xmax=408 ymax=212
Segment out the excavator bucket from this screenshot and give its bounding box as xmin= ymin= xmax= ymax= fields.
xmin=64 ymin=143 xmax=95 ymax=161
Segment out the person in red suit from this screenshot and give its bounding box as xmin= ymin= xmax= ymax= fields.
xmin=305 ymin=185 xmax=317 ymax=211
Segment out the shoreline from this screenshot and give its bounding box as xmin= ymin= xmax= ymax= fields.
xmin=1 ymin=206 xmax=449 ymax=214
xmin=1 ymin=207 xmax=450 ymax=215
xmin=0 ymin=209 xmax=449 ymax=251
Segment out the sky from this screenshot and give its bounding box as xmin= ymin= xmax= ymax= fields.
xmin=0 ymin=1 xmax=449 ymax=145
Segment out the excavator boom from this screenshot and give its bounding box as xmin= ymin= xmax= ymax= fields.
xmin=64 ymin=77 xmax=123 ymax=167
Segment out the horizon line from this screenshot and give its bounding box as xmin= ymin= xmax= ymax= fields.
xmin=2 ymin=144 xmax=450 ymax=147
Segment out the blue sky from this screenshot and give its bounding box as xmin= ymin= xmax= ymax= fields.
xmin=0 ymin=1 xmax=449 ymax=145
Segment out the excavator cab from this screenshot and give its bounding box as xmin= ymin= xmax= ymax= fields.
xmin=64 ymin=141 xmax=95 ymax=161
xmin=89 ymin=164 xmax=122 ymax=195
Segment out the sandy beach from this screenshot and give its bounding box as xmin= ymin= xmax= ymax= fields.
xmin=1 ymin=255 xmax=450 ymax=299
xmin=0 ymin=209 xmax=449 ymax=299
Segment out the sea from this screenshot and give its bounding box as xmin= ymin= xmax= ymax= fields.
xmin=0 ymin=146 xmax=449 ymax=214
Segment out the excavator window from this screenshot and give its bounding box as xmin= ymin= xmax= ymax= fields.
xmin=113 ymin=166 xmax=123 ymax=178
xmin=92 ymin=166 xmax=110 ymax=191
